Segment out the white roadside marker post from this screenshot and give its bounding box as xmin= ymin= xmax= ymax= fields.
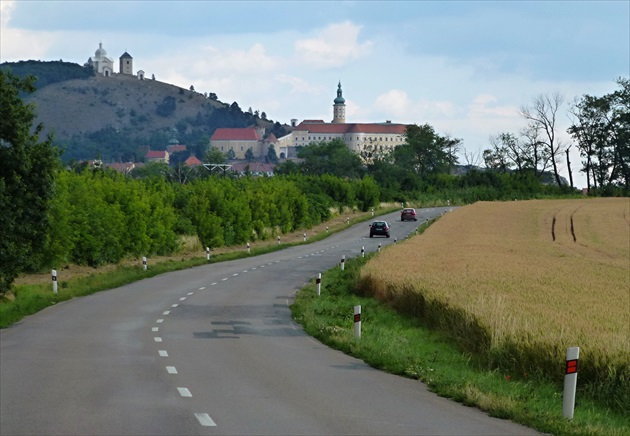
xmin=371 ymin=208 xmax=374 ymax=217
xmin=353 ymin=305 xmax=361 ymax=338
xmin=563 ymin=347 xmax=580 ymax=420
xmin=142 ymin=256 xmax=147 ymax=271
xmin=378 ymin=243 xmax=381 ymax=252
xmin=52 ymin=269 xmax=58 ymax=294
xmin=206 ymin=247 xmax=210 ymax=261
xmin=361 ymin=246 xmax=365 ymax=258
xmin=326 ymin=226 xmax=329 ymax=233
xmin=347 ymin=217 xmax=350 ymax=225
xmin=303 ymin=233 xmax=307 ymax=242
xmin=247 ymin=242 xmax=250 ymax=254
xmin=316 ymin=273 xmax=321 ymax=296
xmin=340 ymin=255 xmax=345 ymax=271
xmin=277 ymin=236 xmax=281 ymax=245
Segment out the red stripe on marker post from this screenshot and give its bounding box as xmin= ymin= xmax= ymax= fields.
xmin=353 ymin=305 xmax=361 ymax=338
xmin=566 ymin=359 xmax=578 ymax=374
xmin=563 ymin=347 xmax=580 ymax=420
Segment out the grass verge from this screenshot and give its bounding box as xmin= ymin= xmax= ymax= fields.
xmin=290 ymin=254 xmax=630 ymax=435
xmin=1 ymin=205 xmax=400 ymax=328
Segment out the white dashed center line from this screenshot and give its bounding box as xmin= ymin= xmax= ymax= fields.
xmin=179 ymin=297 xmax=186 ymax=301
xmin=232 ymin=273 xmax=239 ymax=277
xmin=171 ymin=304 xmax=178 ymax=308
xmin=159 ymin=350 xmax=168 ymax=357
xmin=166 ymin=366 xmax=178 ymax=374
xmin=152 ymin=327 xmax=159 ymax=332
xmin=221 ymin=278 xmax=228 ymax=281
xmin=154 ymin=337 xmax=162 ymax=342
xmin=163 ymin=311 xmax=170 ymax=315
xmin=156 ymin=319 xmax=164 ymax=323
xmin=187 ymin=292 xmax=194 ymax=295
xmin=195 ymin=413 xmax=217 ymax=427
xmin=177 ymin=387 xmax=192 ymax=397
xmin=211 ymin=282 xmax=217 ymax=286
xmin=199 ymin=286 xmax=206 ymax=290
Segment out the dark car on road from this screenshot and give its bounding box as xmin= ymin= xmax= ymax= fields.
xmin=401 ymin=208 xmax=417 ymax=221
xmin=369 ymin=220 xmax=390 ymax=238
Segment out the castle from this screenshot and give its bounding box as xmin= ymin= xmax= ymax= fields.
xmin=210 ymin=82 xmax=409 ymax=160
xmin=87 ymin=42 xmax=145 ymax=79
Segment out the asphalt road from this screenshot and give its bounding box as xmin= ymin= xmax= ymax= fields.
xmin=0 ymin=207 xmax=537 ymax=435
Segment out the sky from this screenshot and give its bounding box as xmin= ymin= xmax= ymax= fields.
xmin=1 ymin=0 xmax=628 ymax=188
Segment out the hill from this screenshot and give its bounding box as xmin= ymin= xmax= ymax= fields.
xmin=1 ymin=60 xmax=289 ymax=163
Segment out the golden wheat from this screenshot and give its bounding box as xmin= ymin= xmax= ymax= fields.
xmin=360 ymin=198 xmax=630 ymax=383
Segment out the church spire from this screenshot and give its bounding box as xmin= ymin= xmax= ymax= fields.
xmin=332 ymin=81 xmax=346 ymax=123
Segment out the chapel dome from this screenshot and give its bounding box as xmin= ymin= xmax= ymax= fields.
xmin=95 ymin=42 xmax=107 ymax=58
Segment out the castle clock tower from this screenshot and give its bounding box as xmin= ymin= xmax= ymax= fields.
xmin=332 ymin=81 xmax=346 ymax=124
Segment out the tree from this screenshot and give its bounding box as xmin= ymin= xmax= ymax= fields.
xmin=0 ymin=70 xmax=59 ymax=295
xmin=520 ymin=93 xmax=565 ymax=187
xmin=568 ymin=78 xmax=630 ymax=192
xmin=266 ymin=144 xmax=278 ymax=164
xmin=297 ymin=139 xmax=365 ymax=178
xmin=227 ymin=148 xmax=236 ymax=160
xmin=245 ymin=147 xmax=255 ymax=162
xmin=204 ymin=147 xmax=226 ymax=164
xmin=394 ymin=124 xmax=460 ymax=177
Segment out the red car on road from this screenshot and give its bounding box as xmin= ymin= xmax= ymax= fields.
xmin=401 ymin=208 xmax=417 ymax=221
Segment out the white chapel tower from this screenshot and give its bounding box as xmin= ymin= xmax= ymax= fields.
xmin=332 ymin=81 xmax=346 ymax=124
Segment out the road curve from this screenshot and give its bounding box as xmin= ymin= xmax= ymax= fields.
xmin=1 ymin=207 xmax=536 ymax=435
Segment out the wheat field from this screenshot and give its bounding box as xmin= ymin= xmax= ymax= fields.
xmin=359 ymin=198 xmax=629 ymax=405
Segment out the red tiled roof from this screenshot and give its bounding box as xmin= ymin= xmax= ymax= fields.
xmin=294 ymin=122 xmax=408 ymax=135
xmin=211 ymin=128 xmax=261 ymax=141
xmin=167 ymin=144 xmax=187 ymax=153
xmin=265 ymin=133 xmax=278 ymax=142
xmin=184 ymin=156 xmax=202 ymax=167
xmin=146 ymin=150 xmax=167 ymax=158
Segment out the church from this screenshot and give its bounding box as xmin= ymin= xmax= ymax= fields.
xmin=86 ymin=42 xmax=145 ymax=79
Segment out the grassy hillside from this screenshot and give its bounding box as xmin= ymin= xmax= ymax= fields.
xmin=1 ymin=60 xmax=289 ymax=162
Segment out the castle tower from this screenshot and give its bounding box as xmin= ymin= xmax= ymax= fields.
xmin=119 ymin=52 xmax=133 ymax=75
xmin=332 ymin=81 xmax=346 ymax=124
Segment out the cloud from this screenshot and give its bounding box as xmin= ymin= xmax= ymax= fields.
xmin=1 ymin=0 xmax=15 ymax=27
xmin=294 ymin=21 xmax=372 ymax=68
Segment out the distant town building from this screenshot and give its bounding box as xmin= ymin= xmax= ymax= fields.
xmin=184 ymin=156 xmax=202 ymax=167
xmin=145 ymin=150 xmax=169 ymax=164
xmin=210 ymin=127 xmax=270 ymax=159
